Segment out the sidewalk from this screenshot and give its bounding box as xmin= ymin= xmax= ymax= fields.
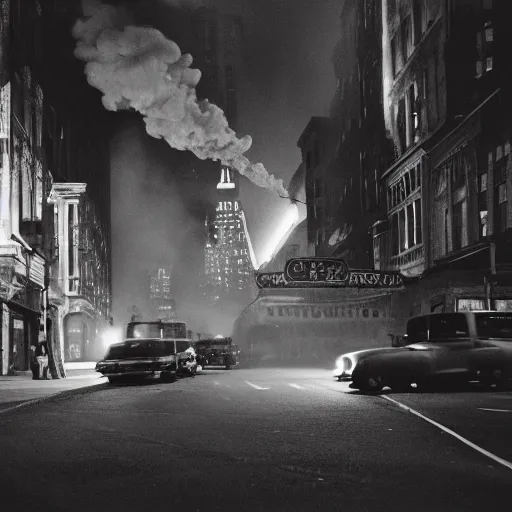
xmin=0 ymin=368 xmax=107 ymax=413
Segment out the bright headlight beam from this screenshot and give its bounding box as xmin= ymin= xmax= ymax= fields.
xmin=259 ymin=204 xmax=299 ymax=268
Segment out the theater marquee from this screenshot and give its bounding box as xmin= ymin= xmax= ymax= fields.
xmin=256 ymin=257 xmax=404 ymax=289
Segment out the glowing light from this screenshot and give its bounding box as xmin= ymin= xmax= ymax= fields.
xmin=101 ymin=327 xmax=122 ymax=348
xmin=241 ymin=210 xmax=258 ymax=270
xmin=258 ymin=204 xmax=299 ymax=268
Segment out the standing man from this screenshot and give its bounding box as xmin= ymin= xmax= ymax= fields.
xmin=35 ymin=326 xmax=50 ymax=380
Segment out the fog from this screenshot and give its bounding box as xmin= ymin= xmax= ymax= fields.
xmin=96 ymin=0 xmax=341 ymax=333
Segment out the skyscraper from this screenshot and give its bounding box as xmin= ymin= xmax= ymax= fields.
xmin=204 ymin=167 xmax=256 ymax=304
xmin=149 ymin=268 xmax=176 ymax=321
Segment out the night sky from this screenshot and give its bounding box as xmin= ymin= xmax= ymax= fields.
xmin=103 ymin=0 xmax=342 ymax=326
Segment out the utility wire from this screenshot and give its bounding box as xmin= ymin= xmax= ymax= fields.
xmin=278 ymin=193 xmax=307 ymax=205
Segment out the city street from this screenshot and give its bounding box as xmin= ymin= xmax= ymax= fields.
xmin=0 ymin=367 xmax=511 ymax=512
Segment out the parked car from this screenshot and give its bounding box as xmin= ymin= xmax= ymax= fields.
xmin=96 ymin=338 xmax=197 ymax=384
xmin=193 ymin=337 xmax=240 ymax=370
xmin=333 ymin=311 xmax=512 ymax=392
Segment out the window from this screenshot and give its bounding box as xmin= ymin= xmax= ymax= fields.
xmin=429 ymin=51 xmax=439 ymax=126
xmin=401 ymin=16 xmax=413 ymax=61
xmin=391 ymin=213 xmax=399 ymax=256
xmin=406 ymin=202 xmax=414 ymax=250
xmin=398 ymin=208 xmax=406 ymax=252
xmin=457 ymin=299 xmax=486 ymax=312
xmin=429 ymin=314 xmax=470 ymax=339
xmin=391 ymin=35 xmax=400 ymax=77
xmin=495 ymin=300 xmax=512 ymax=312
xmin=476 ymin=21 xmax=494 ymax=78
xmin=413 ymin=0 xmax=427 ymax=43
xmin=408 ymin=83 xmax=420 ymax=144
xmin=66 ymin=202 xmax=80 ymax=294
xmin=452 ymin=199 xmax=468 ymax=251
xmin=495 ymin=182 xmax=507 ymax=233
xmin=414 ymin=198 xmax=422 ymax=245
xmin=397 ymin=96 xmax=407 ymax=153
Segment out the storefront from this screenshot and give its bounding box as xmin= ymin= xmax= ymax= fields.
xmin=232 ymin=258 xmax=405 ymax=364
xmin=0 ymin=271 xmax=43 ymax=375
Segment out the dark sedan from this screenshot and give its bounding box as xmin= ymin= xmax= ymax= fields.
xmin=335 ymin=311 xmax=512 ymax=392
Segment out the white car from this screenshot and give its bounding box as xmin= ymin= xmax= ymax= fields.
xmin=332 ymin=348 xmax=398 ymax=381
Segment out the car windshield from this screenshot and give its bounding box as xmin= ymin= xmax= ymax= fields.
xmin=126 ymin=322 xmax=187 ymax=339
xmin=195 ymin=338 xmax=232 ymax=349
xmin=475 ymin=313 xmax=512 ymax=339
xmin=428 ymin=313 xmax=470 ymax=340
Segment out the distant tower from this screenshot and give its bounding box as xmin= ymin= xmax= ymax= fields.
xmin=204 ymin=166 xmax=256 ymax=303
xmin=149 ymin=268 xmax=176 ymax=320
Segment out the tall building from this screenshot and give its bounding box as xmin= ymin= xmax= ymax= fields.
xmin=149 ymin=267 xmax=176 ymax=321
xmin=204 ymin=167 xmax=256 ymax=304
xmin=301 ymin=0 xmax=392 ymax=268
xmin=0 ymin=0 xmax=113 ymax=376
xmin=373 ymin=0 xmax=512 ymax=321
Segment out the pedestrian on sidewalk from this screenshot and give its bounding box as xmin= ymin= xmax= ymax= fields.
xmin=34 ymin=327 xmax=50 ymax=380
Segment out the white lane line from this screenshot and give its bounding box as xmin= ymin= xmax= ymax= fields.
xmin=479 ymin=408 xmax=512 ymax=413
xmin=381 ymin=395 xmax=512 ymax=471
xmin=288 ymin=383 xmax=307 ymax=390
xmin=245 ymin=381 xmax=270 ymax=390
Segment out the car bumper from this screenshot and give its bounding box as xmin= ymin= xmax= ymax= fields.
xmin=332 ymin=368 xmax=353 ymax=380
xmin=97 ymin=370 xmax=161 ymax=378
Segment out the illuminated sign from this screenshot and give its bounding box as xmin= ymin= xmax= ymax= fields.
xmin=255 ymin=258 xmax=403 ymax=289
xmin=265 ymin=304 xmax=387 ymax=320
xmin=285 ymin=258 xmax=349 ymax=283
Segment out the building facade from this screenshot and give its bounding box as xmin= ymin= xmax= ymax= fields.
xmin=302 ymin=0 xmax=392 ymax=269
xmin=0 ymin=0 xmax=112 ymax=375
xmin=374 ymin=0 xmax=512 ymax=322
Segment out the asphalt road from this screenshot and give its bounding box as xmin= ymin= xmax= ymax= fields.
xmin=0 ymin=367 xmax=511 ymax=512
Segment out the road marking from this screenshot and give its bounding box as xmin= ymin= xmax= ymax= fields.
xmin=382 ymin=395 xmax=512 ymax=471
xmin=288 ymin=383 xmax=306 ymax=390
xmin=245 ymin=381 xmax=270 ymax=390
xmin=478 ymin=408 xmax=512 ymax=413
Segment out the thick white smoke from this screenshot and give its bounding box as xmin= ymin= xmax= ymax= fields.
xmin=72 ymin=4 xmax=288 ymax=197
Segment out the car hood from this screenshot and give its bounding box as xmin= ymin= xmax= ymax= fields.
xmin=338 ymin=347 xmax=404 ymax=360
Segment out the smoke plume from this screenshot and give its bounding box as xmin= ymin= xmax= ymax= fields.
xmin=72 ymin=3 xmax=288 ymax=197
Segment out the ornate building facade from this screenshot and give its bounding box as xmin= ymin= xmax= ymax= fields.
xmin=0 ymin=0 xmax=112 ymax=375
xmin=374 ymin=0 xmax=512 ymax=322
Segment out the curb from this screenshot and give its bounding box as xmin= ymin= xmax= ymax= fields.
xmin=0 ymin=378 xmax=108 ymax=416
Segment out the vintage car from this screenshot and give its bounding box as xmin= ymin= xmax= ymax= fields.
xmin=193 ymin=337 xmax=240 ymax=370
xmin=96 ymin=338 xmax=197 ymax=384
xmin=333 ymin=311 xmax=512 ymax=392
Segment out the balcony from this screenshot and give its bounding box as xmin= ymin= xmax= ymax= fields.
xmin=390 ymin=243 xmax=424 ymax=271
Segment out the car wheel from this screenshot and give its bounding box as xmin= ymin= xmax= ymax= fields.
xmin=108 ymin=377 xmax=119 ymax=384
xmin=161 ymin=371 xmax=177 ymax=383
xmin=389 ymin=379 xmax=412 ymax=393
xmin=480 ymin=369 xmax=508 ymax=390
xmin=358 ymin=374 xmax=384 ymax=392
